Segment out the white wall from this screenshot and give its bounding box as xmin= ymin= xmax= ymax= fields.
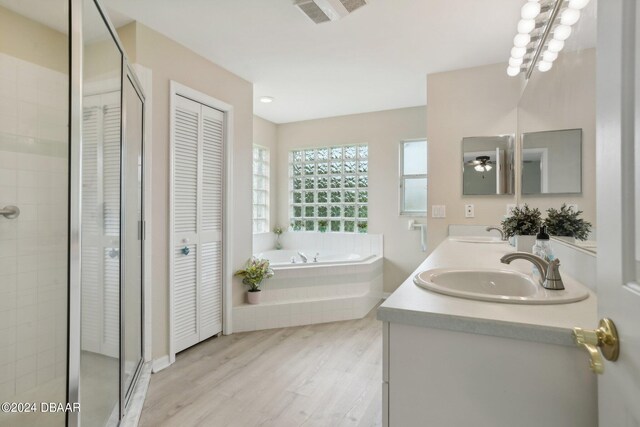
xmin=275 ymin=107 xmax=427 ymax=293
xmin=253 ymin=116 xmax=278 ymax=233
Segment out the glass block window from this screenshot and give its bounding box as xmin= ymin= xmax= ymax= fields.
xmin=253 ymin=145 xmax=269 ymax=233
xmin=290 ymin=144 xmax=368 ymax=233
xmin=400 ymin=140 xmax=427 ymax=215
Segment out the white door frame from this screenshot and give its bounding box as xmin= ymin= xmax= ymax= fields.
xmin=168 ymin=81 xmax=234 ymax=364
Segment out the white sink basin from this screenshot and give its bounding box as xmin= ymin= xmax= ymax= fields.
xmin=414 ymin=268 xmax=589 ymax=304
xmin=449 ymin=236 xmax=505 ymax=244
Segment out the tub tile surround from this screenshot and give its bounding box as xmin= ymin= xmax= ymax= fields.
xmin=0 ymin=53 xmax=68 ymax=400
xmin=234 ymin=232 xmax=384 ymax=332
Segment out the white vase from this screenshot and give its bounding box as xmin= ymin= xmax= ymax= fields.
xmin=515 ymin=235 xmax=536 ymax=253
xmin=247 ymin=290 xmax=261 ymax=304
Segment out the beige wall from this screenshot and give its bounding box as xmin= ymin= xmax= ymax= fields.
xmin=427 ymin=63 xmax=521 ymax=250
xmin=0 ymin=5 xmax=67 ymax=73
xmin=276 ymin=107 xmax=428 ymax=293
xmin=253 ymin=116 xmax=278 ymax=230
xmin=118 ymin=23 xmax=254 ymax=359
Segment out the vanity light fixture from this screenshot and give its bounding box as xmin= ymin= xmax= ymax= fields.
xmin=506 ymin=0 xmax=590 ymax=78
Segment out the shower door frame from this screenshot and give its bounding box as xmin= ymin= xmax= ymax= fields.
xmin=68 ymin=0 xmax=147 ymax=424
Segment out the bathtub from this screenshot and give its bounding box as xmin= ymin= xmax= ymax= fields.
xmin=256 ymin=249 xmax=370 ymax=266
xmin=234 ymin=232 xmax=384 ymax=333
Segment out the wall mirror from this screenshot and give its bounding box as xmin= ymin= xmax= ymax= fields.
xmin=521 ymin=128 xmax=582 ymax=194
xmin=517 ymin=1 xmax=596 ymax=251
xmin=462 ymin=136 xmax=514 ymax=196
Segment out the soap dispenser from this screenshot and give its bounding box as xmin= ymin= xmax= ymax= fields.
xmin=532 ymin=226 xmax=555 ymax=281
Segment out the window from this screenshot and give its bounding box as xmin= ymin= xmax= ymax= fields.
xmin=289 ymin=144 xmax=368 ymax=233
xmin=253 ymin=145 xmax=269 ymax=233
xmin=400 ymin=140 xmax=427 ymax=215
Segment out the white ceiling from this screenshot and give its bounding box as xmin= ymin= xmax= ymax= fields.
xmin=103 ymin=0 xmax=532 ymax=123
xmin=2 ymin=0 xmax=597 ymax=124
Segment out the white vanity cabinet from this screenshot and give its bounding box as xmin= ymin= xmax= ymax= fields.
xmin=378 ymin=239 xmax=598 ymax=427
xmin=382 ymin=321 xmax=596 ymax=427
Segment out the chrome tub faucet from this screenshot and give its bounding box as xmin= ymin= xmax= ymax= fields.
xmin=298 ymin=251 xmax=308 ymax=263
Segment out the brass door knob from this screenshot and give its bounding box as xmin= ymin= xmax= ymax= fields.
xmin=572 ymin=318 xmax=620 ymax=374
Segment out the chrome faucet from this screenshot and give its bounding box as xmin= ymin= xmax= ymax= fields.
xmin=500 ymin=252 xmax=565 ymax=290
xmin=486 ymin=226 xmax=507 ymax=241
xmin=298 ymin=251 xmax=308 ymax=263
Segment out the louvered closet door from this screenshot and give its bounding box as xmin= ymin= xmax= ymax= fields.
xmin=172 ymin=95 xmax=224 ymax=353
xmin=199 ymin=105 xmax=224 ymax=339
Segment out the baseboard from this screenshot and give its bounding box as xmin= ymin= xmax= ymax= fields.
xmin=152 ymin=355 xmax=172 ymax=373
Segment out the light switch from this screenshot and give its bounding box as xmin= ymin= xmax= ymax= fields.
xmin=465 ymin=204 xmax=475 ymax=218
xmin=431 ymin=205 xmax=446 ymax=218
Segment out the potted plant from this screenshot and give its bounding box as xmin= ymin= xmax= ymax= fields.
xmin=500 ymin=204 xmax=543 ymax=252
xmin=318 ymin=219 xmax=328 ymax=233
xmin=544 ymin=204 xmax=592 ymax=243
xmin=234 ymin=257 xmax=274 ymax=304
xmin=273 ymin=226 xmax=284 ymax=249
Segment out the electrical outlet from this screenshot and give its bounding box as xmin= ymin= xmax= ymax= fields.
xmin=465 ymin=204 xmax=475 ymax=218
xmin=431 ymin=205 xmax=446 ymax=218
xmin=507 ymin=204 xmax=517 ymax=215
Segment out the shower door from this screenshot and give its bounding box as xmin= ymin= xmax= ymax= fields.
xmin=0 ymin=1 xmax=69 ymax=426
xmin=121 ymin=67 xmax=144 ymax=407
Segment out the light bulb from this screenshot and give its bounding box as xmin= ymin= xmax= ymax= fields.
xmin=507 ymin=66 xmax=521 ymax=77
xmin=509 ymin=57 xmax=523 ymax=67
xmin=553 ymin=25 xmax=572 ymax=41
xmin=561 ymin=8 xmax=581 ymax=26
xmin=542 ymin=50 xmax=558 ymax=62
xmin=547 ymin=39 xmax=565 ymax=53
xmin=513 ymin=33 xmax=531 ymax=48
xmin=521 ymin=2 xmax=541 ymax=19
xmin=568 ymin=0 xmax=590 ymax=10
xmin=475 ymin=165 xmax=484 ymax=172
xmin=485 ymin=165 xmax=493 ymax=171
xmin=538 ymin=60 xmax=553 ymax=72
xmin=511 ymin=46 xmax=527 ymax=59
xmin=517 ymin=19 xmax=536 ymax=34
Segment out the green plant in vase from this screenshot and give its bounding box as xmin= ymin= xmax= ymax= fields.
xmin=544 ymin=204 xmax=592 ymax=241
xmin=234 ymin=257 xmax=274 ymax=304
xmin=318 ymin=219 xmax=328 ymax=232
xmin=273 ymin=226 xmax=284 ymax=249
xmin=500 ymin=204 xmax=542 ymax=251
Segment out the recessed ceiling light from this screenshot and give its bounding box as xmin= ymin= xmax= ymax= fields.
xmin=260 ymin=96 xmax=274 ymax=104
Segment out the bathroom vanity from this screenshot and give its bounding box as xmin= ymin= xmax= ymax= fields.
xmin=377 ymin=238 xmax=597 ymax=427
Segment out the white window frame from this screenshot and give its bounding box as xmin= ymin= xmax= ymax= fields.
xmin=289 ymin=144 xmax=369 ymax=233
xmin=399 ymin=139 xmax=428 ymax=216
xmin=252 ymin=145 xmax=270 ymax=234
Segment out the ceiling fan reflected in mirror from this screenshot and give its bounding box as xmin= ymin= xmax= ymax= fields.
xmin=466 ymin=156 xmax=494 ymax=173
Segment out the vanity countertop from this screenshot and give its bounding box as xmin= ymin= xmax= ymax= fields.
xmin=377 ymin=238 xmax=597 ymax=346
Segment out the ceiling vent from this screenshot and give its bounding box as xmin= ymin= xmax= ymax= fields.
xmin=295 ymin=0 xmax=367 ymax=24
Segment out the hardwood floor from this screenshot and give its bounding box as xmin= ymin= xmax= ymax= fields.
xmin=139 ymin=308 xmax=383 ymax=427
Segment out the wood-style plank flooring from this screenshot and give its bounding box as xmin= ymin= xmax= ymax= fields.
xmin=139 ymin=308 xmax=382 ymax=427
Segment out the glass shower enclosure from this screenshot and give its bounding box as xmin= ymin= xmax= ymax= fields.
xmin=0 ymin=0 xmax=146 ymax=425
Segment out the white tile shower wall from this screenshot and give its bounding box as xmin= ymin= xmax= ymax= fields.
xmin=270 ymin=232 xmax=384 ymax=257
xmin=0 ymin=53 xmax=68 ymax=399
